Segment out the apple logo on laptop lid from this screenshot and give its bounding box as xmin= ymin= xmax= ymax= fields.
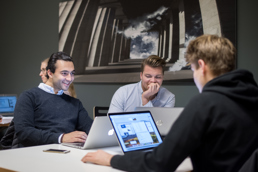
xmin=156 ymin=120 xmax=163 ymax=126
xmin=108 ymin=129 xmax=114 ymax=136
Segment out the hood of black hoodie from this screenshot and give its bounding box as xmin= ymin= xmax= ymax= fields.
xmin=202 ymin=69 xmax=258 ymax=105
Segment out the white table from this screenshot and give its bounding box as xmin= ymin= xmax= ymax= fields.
xmin=0 ymin=117 xmax=13 ymax=128
xmin=0 ymin=144 xmax=192 ymax=172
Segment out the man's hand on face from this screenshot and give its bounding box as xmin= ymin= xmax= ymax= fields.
xmin=62 ymin=131 xmax=87 ymax=143
xmin=142 ymin=83 xmax=160 ymax=105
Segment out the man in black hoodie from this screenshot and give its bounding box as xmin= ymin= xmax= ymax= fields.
xmin=81 ymin=35 xmax=258 ymax=172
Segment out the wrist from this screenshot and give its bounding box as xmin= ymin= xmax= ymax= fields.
xmin=107 ymin=155 xmax=114 ymax=166
xmin=141 ymin=95 xmax=149 ymax=106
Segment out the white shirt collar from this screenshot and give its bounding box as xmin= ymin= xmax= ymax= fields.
xmin=137 ymin=81 xmax=144 ymax=94
xmin=38 ymin=83 xmax=64 ymax=95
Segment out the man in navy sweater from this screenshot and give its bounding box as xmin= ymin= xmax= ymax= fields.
xmin=81 ymin=35 xmax=258 ymax=172
xmin=14 ymin=52 xmax=93 ymax=147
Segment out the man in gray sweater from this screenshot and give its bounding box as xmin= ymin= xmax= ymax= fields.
xmin=14 ymin=52 xmax=93 ymax=147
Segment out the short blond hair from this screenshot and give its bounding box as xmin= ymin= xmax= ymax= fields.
xmin=141 ymin=55 xmax=166 ymax=74
xmin=185 ymin=35 xmax=236 ymax=76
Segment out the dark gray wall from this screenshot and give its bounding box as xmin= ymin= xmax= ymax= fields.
xmin=0 ymin=0 xmax=257 ymax=119
xmin=0 ymin=0 xmax=59 ymax=92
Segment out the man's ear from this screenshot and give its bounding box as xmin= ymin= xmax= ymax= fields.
xmin=140 ymin=72 xmax=143 ymax=80
xmin=198 ymin=59 xmax=207 ymax=75
xmin=47 ymin=69 xmax=53 ymax=79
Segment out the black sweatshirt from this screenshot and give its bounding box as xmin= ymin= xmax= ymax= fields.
xmin=111 ymin=69 xmax=258 ymax=172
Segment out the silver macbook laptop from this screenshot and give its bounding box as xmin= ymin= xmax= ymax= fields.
xmin=0 ymin=94 xmax=17 ymax=116
xmin=62 ymin=116 xmax=118 ymax=149
xmin=108 ymin=111 xmax=163 ymax=153
xmin=134 ymin=107 xmax=184 ymax=136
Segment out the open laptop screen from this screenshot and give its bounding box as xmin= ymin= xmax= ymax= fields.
xmin=108 ymin=111 xmax=163 ymax=153
xmin=0 ymin=95 xmax=17 ymax=114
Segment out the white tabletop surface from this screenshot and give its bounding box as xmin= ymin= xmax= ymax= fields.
xmin=0 ymin=144 xmax=192 ymax=172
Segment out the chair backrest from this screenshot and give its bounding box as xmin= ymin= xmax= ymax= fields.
xmin=93 ymin=106 xmax=109 ymax=119
xmin=0 ymin=119 xmax=19 ymax=149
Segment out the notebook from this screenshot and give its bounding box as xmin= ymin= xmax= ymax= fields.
xmin=108 ymin=111 xmax=163 ymax=153
xmin=134 ymin=107 xmax=184 ymax=136
xmin=0 ymin=94 xmax=17 ymax=116
xmin=62 ymin=116 xmax=118 ymax=149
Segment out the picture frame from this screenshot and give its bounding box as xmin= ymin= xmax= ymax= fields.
xmin=59 ymin=0 xmax=236 ymax=83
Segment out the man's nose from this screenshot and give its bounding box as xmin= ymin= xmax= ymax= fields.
xmin=66 ymin=74 xmax=73 ymax=81
xmin=150 ymin=77 xmax=156 ymax=83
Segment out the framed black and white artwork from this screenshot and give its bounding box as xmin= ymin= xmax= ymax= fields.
xmin=59 ymin=0 xmax=236 ymax=83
